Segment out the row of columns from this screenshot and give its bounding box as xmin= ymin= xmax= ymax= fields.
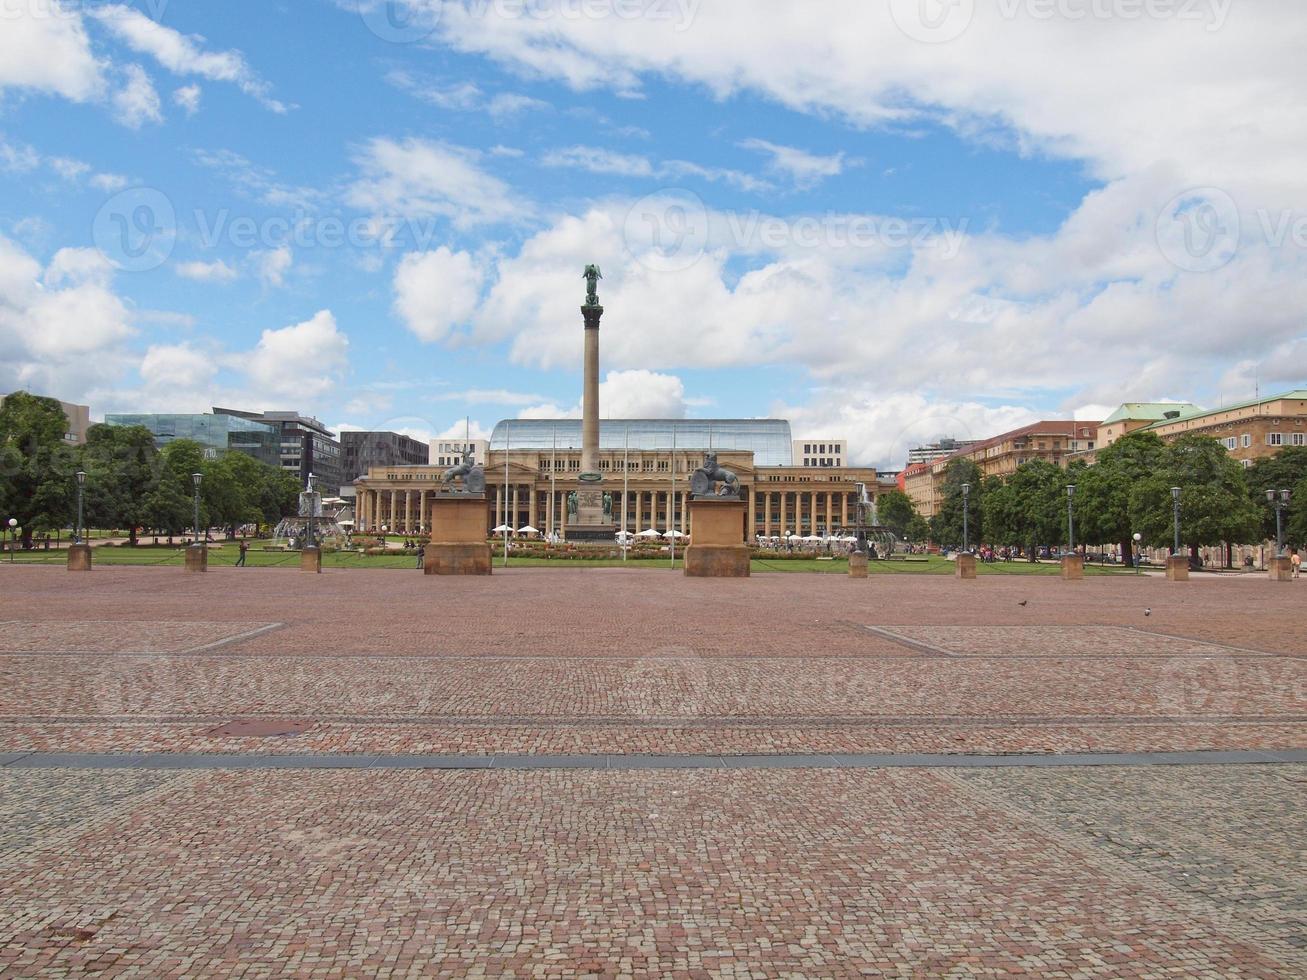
xmin=357 ymin=485 xmax=865 ymax=537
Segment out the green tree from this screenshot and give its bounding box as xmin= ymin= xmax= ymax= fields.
xmin=80 ymin=423 xmax=162 ymax=546
xmin=217 ymin=451 xmax=298 ymax=529
xmin=0 ymin=392 xmax=77 ymax=548
xmin=1074 ymin=431 xmax=1167 ymax=564
xmin=904 ymin=514 xmax=931 ymax=543
xmin=929 ymin=458 xmax=984 ymax=548
xmin=159 ymin=440 xmax=209 ymax=538
xmin=1130 ymin=435 xmax=1260 ymax=562
xmin=982 ymin=461 xmax=1065 ymax=558
xmin=1246 ymin=446 xmax=1307 ymax=547
xmin=875 ymin=489 xmax=919 ymax=538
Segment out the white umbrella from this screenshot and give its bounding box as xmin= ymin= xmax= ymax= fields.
xmin=492 ymin=524 xmax=513 ymax=534
xmin=803 ymin=534 xmax=822 ymax=542
xmin=615 ymin=530 xmax=635 ymax=539
xmin=518 ymin=525 xmax=540 ymax=535
xmin=663 ymin=529 xmax=686 ymax=539
xmin=637 ymin=528 xmax=661 ymax=538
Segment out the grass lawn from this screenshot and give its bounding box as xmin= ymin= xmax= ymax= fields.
xmin=5 ymin=546 xmax=1135 ymax=575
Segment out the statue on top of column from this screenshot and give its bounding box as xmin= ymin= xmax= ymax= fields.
xmin=583 ymin=264 xmax=602 ymax=308
xmin=691 ymin=453 xmax=742 ymax=500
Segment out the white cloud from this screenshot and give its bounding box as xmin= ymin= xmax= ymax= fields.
xmin=0 ymin=235 xmax=134 ymax=400
xmin=0 ymin=3 xmax=104 ymax=102
xmin=112 ymin=64 xmax=162 ymax=128
xmin=739 ymin=138 xmax=848 ymax=189
xmin=140 ymin=343 xmax=218 ymax=390
xmin=347 ymin=137 xmax=527 ymax=228
xmin=173 ymin=84 xmax=202 ymax=115
xmin=393 ymin=247 xmax=484 ymax=343
xmin=244 ymin=310 xmax=349 ymax=400
xmin=519 ymin=370 xmax=688 ymax=420
xmin=0 ymin=136 xmax=130 ymax=192
xmin=542 ymin=145 xmax=770 ymax=192
xmin=252 ymin=245 xmax=292 ymax=287
xmin=91 ymin=5 xmax=288 ymax=112
xmin=175 ymin=259 xmax=239 ymax=283
xmin=385 ymin=69 xmax=548 ymax=119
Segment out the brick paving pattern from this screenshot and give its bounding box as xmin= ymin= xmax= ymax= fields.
xmin=1 ymin=565 xmax=1304 ymax=975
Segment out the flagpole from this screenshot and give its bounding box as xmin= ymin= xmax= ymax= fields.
xmin=670 ymin=425 xmax=677 ymax=570
xmin=550 ymin=425 xmax=557 ymax=545
xmin=622 ymin=424 xmax=629 ymax=562
xmin=503 ymin=422 xmax=510 ymax=568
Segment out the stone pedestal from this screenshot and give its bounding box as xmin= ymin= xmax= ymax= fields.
xmin=685 ymin=498 xmax=749 ymax=578
xmin=67 ymin=544 xmax=92 ymax=571
xmin=184 ymin=545 xmax=208 ymax=573
xmin=848 ymin=553 xmax=869 ymax=579
xmin=426 ymin=494 xmax=492 ymax=575
xmin=300 ymin=547 xmax=322 ymax=574
xmin=955 ymin=553 xmax=977 ymax=580
xmin=1268 ymin=556 xmax=1293 ymax=582
xmin=566 ymin=487 xmax=614 ymax=543
xmin=1165 ymin=555 xmax=1189 ymax=581
xmin=1061 ymin=555 xmax=1084 ymax=581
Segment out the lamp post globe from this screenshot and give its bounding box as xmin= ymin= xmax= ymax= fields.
xmin=1132 ymin=531 xmax=1142 ymax=575
xmin=7 ymin=517 xmax=17 ymax=562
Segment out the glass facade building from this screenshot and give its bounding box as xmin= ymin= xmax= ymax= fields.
xmin=489 ymin=419 xmax=794 ymax=467
xmin=104 ymin=413 xmax=280 ymax=466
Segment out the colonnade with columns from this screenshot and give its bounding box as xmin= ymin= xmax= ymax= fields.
xmin=354 ymin=483 xmax=871 ymax=539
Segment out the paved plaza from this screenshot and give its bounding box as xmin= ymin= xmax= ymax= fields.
xmin=1 ymin=566 xmax=1304 ymax=975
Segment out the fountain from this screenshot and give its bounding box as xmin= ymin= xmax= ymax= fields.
xmin=270 ymin=476 xmax=349 ymax=550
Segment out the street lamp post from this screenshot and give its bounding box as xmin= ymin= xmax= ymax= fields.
xmin=191 ymin=473 xmax=203 ymax=548
xmin=1066 ymin=484 xmax=1076 ymax=555
xmin=961 ymin=483 xmax=971 ymax=554
xmin=75 ymin=471 xmax=86 ymax=544
xmin=1266 ymin=488 xmax=1291 ymax=557
xmin=1133 ymin=531 xmax=1142 ymax=575
xmin=7 ymin=517 xmax=16 ymax=562
xmin=1171 ymin=487 xmax=1182 ymax=558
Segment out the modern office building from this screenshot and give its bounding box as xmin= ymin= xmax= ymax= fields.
xmin=354 ymin=417 xmax=899 ymax=538
xmin=103 ymin=412 xmax=280 ymax=465
xmin=793 ymin=439 xmax=848 ymax=468
xmin=340 ymin=431 xmax=429 ymax=483
xmin=431 ymin=438 xmax=489 ymax=468
xmin=213 ymin=407 xmax=342 ymax=494
xmin=906 ymin=438 xmax=980 ymax=466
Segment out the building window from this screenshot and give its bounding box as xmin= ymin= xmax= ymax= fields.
xmin=1241 ymin=434 xmax=1252 ymax=448
xmin=1268 ymin=433 xmax=1284 ymax=447
xmin=1241 ymin=459 xmax=1253 ymax=468
xmin=1224 ymin=437 xmax=1237 ymax=451
xmin=1294 ymin=433 xmax=1306 ymax=447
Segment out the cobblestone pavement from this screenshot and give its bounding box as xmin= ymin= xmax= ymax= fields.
xmin=2 ymin=767 xmax=1303 ymax=976
xmin=1 ymin=566 xmax=1305 ymax=975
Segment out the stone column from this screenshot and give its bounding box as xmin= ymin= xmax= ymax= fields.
xmin=404 ymin=491 xmax=412 ymax=533
xmin=747 ymin=488 xmax=757 ymax=541
xmin=827 ymin=492 xmax=835 ymax=532
xmin=389 ymin=491 xmax=398 ymax=531
xmin=511 ymin=484 xmax=520 ymax=532
xmin=779 ymin=493 xmax=788 ymax=536
xmin=763 ymin=492 xmax=772 ymax=536
xmin=841 ymin=493 xmax=849 ymax=528
xmin=580 ymin=299 xmax=603 ymax=480
xmin=529 ymin=487 xmax=538 ymax=532
xmin=681 ymin=491 xmax=689 ymax=535
xmin=559 ymin=491 xmax=568 ymax=538
xmin=420 ymin=490 xmax=429 ymax=533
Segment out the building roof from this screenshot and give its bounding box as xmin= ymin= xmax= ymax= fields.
xmin=1101 ymin=402 xmax=1202 ymax=425
xmin=489 ymin=418 xmax=795 ymax=466
xmin=1143 ymin=390 xmax=1307 ymax=428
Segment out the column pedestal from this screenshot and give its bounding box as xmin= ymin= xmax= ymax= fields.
xmin=1268 ymin=556 xmax=1293 ymax=581
xmin=1165 ymin=555 xmax=1190 ymax=581
xmin=955 ymin=553 xmax=977 ymax=580
xmin=426 ymin=495 xmax=492 ymax=575
xmin=1061 ymin=555 xmax=1084 ymax=581
xmin=300 ymin=547 xmax=322 ymax=574
xmin=848 ymin=553 xmax=869 ymax=579
xmin=685 ymin=498 xmax=749 ymax=578
xmin=184 ymin=545 xmax=208 ymax=573
xmin=67 ymin=544 xmax=92 ymax=571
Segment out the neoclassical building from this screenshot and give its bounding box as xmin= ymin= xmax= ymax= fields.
xmin=354 ymin=419 xmax=896 ymax=539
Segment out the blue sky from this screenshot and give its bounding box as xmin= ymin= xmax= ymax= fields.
xmin=2 ymin=0 xmax=1304 ymax=466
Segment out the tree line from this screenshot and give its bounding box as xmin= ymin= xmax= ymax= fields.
xmin=0 ymin=392 xmax=299 ymax=548
xmin=874 ymin=432 xmax=1307 ymax=563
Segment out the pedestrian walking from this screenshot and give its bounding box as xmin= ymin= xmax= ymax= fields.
xmin=416 ymin=544 xmax=425 ymax=569
xmin=236 ymin=540 xmax=248 ymax=567
xmin=1292 ymin=550 xmax=1301 ymax=579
